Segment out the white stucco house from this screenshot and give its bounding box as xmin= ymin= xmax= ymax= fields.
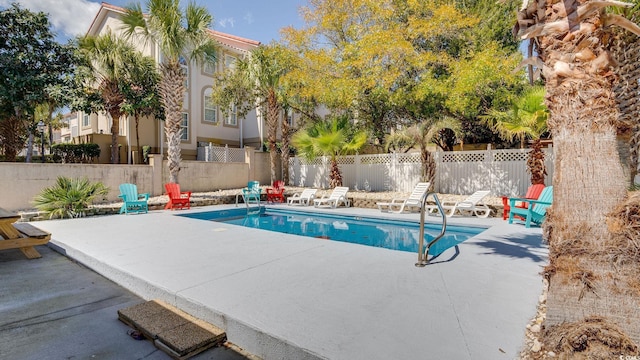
xmin=61 ymin=2 xmax=301 ymax=164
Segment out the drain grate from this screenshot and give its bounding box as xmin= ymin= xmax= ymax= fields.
xmin=118 ymin=299 xmax=226 ymax=359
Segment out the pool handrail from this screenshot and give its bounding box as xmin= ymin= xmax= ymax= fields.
xmin=416 ymin=192 xmax=447 ymax=267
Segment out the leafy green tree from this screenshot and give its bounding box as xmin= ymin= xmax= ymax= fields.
xmin=0 ymin=4 xmax=76 ymax=161
xmin=75 ymin=31 xmax=148 ymax=164
xmin=283 ymin=0 xmax=522 ymax=149
xmin=212 ymin=44 xmax=293 ymax=183
xmin=32 ymin=177 xmax=109 ymax=219
xmin=291 ymin=115 xmax=367 ymax=188
xmin=121 ymin=54 xmax=163 ymax=164
xmin=121 ymin=0 xmax=217 ymax=183
xmin=482 ymin=86 xmax=548 ymax=184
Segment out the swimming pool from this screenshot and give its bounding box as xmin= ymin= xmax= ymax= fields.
xmin=181 ymin=208 xmax=486 ymax=256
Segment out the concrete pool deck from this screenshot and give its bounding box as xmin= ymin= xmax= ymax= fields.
xmin=34 ymin=204 xmax=548 ymax=360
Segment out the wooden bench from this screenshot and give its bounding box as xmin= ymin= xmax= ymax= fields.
xmin=0 ymin=208 xmax=51 ymax=259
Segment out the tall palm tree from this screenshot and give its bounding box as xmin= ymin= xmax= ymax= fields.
xmin=77 ymin=32 xmax=140 ymax=164
xmin=291 ymin=116 xmax=367 ymax=188
xmin=121 ymin=0 xmax=217 ymax=183
xmin=385 ymin=117 xmax=461 ymax=186
xmin=482 ymin=86 xmax=548 ymax=184
xmin=517 ymin=0 xmax=640 ymax=347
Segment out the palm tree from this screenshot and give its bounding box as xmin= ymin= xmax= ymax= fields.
xmin=385 ymin=117 xmax=461 ymax=186
xmin=212 ymin=44 xmax=292 ymax=184
xmin=517 ymin=0 xmax=640 ymax=348
xmin=121 ymin=0 xmax=217 ymax=183
xmin=32 ymin=176 xmax=109 ymax=219
xmin=482 ymin=86 xmax=548 ymax=184
xmin=77 ymin=32 xmax=140 ymax=164
xmin=291 ymin=116 xmax=367 ymax=188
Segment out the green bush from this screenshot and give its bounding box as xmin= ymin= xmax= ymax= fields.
xmin=32 ymin=177 xmax=110 ymax=219
xmin=52 ymin=143 xmax=101 ymax=163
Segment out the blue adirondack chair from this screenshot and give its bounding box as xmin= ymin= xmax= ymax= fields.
xmin=242 ymin=181 xmax=261 ymax=205
xmin=508 ymin=186 xmax=553 ymax=228
xmin=119 ymin=183 xmax=149 ymax=214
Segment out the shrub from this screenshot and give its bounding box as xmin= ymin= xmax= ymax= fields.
xmin=51 ymin=143 xmax=101 ymax=163
xmin=32 ymin=176 xmax=110 ymax=219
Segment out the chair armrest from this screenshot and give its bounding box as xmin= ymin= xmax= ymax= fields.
xmin=509 ymin=197 xmax=532 ymax=207
xmin=139 ymin=193 xmax=150 ymax=200
xmin=118 ymin=194 xmax=126 ymax=200
xmin=526 ymin=199 xmax=552 ymax=206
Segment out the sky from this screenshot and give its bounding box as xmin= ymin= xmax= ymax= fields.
xmin=0 ymin=0 xmax=308 ymax=44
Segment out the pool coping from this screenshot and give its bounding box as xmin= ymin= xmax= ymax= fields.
xmin=36 ymin=204 xmax=548 ymax=360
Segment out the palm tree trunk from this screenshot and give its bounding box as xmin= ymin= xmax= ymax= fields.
xmin=108 ymin=111 xmax=120 ymax=164
xmin=527 ymin=139 xmax=546 ymax=185
xmin=135 ymin=113 xmax=141 ymax=164
xmin=159 ymin=62 xmax=185 ymax=184
xmin=266 ymin=89 xmax=280 ymax=183
xmin=529 ymin=4 xmax=640 ymax=345
xmin=329 ymin=157 xmax=342 ymax=188
xmin=281 ymin=112 xmax=291 ymax=185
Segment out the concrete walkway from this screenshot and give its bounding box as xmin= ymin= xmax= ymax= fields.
xmin=33 ymin=205 xmax=548 ymax=360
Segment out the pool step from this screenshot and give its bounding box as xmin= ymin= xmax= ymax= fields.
xmin=118 ymin=299 xmax=226 ymax=359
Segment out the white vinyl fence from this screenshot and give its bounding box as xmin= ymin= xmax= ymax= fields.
xmin=197 ymin=144 xmax=246 ymax=162
xmin=289 ymin=147 xmax=554 ymax=196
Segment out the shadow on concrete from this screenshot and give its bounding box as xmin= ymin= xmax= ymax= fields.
xmin=470 ymin=232 xmax=547 ymax=263
xmin=0 ymin=245 xmax=250 ymax=360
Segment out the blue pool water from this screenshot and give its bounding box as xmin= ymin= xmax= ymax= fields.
xmin=181 ymin=208 xmax=486 ymax=256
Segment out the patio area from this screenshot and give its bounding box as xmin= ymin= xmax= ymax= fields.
xmin=33 ymin=204 xmax=547 ymax=360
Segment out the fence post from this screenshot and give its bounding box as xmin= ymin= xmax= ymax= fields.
xmin=391 ymin=152 xmax=398 ymax=191
xmin=205 ymin=143 xmax=211 ymax=162
xmin=355 ymin=154 xmax=361 ymax=190
xmin=485 ymin=144 xmax=493 ymax=194
xmin=245 ymin=146 xmax=255 ymax=182
xmin=224 ymin=144 xmax=229 ymax=163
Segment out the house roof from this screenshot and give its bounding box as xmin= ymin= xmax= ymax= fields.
xmin=88 ymin=2 xmax=260 ymax=52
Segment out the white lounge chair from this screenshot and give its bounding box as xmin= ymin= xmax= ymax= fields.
xmin=438 ymin=190 xmax=491 ymax=218
xmin=287 ymin=188 xmax=318 ymax=206
xmin=313 ymin=187 xmax=350 ymax=208
xmin=377 ymin=182 xmax=431 ymax=213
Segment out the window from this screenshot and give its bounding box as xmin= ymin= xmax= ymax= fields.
xmin=179 ymin=56 xmax=189 ymax=87
xmin=203 ymin=89 xmax=217 ymax=123
xmin=225 ymin=105 xmax=237 ymax=126
xmin=286 ymin=108 xmax=293 ymax=126
xmin=181 ymin=112 xmax=189 ymax=140
xmin=203 ymin=61 xmax=216 ymax=75
xmin=224 ymin=55 xmax=236 ymax=70
xmin=82 ymin=113 xmax=90 ymax=127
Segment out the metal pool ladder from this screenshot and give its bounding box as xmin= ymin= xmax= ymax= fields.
xmin=416 ymin=192 xmax=447 ymax=267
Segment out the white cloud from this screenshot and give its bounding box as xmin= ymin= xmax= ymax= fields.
xmin=218 ymin=17 xmax=235 ymax=28
xmin=0 ymin=0 xmax=100 ymax=38
xmin=243 ymin=12 xmax=254 ymax=25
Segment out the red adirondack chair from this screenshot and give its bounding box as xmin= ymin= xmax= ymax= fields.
xmin=266 ymin=180 xmax=285 ymax=203
xmin=164 ymin=183 xmax=191 ymax=210
xmin=501 ymin=184 xmax=545 ymax=220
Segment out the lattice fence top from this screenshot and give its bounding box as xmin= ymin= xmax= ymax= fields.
xmin=360 ymin=155 xmax=389 ymax=165
xmin=441 ymin=152 xmax=486 ymax=163
xmin=197 ymin=144 xmax=245 ymax=162
xmin=297 ymin=157 xmax=324 ymax=166
xmin=397 ymin=153 xmax=421 ymax=163
xmin=337 ymin=157 xmax=355 ymax=165
xmin=493 ymin=150 xmax=529 ymax=162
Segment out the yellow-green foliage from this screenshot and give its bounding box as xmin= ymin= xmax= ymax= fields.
xmin=283 ymin=0 xmax=522 ymax=124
